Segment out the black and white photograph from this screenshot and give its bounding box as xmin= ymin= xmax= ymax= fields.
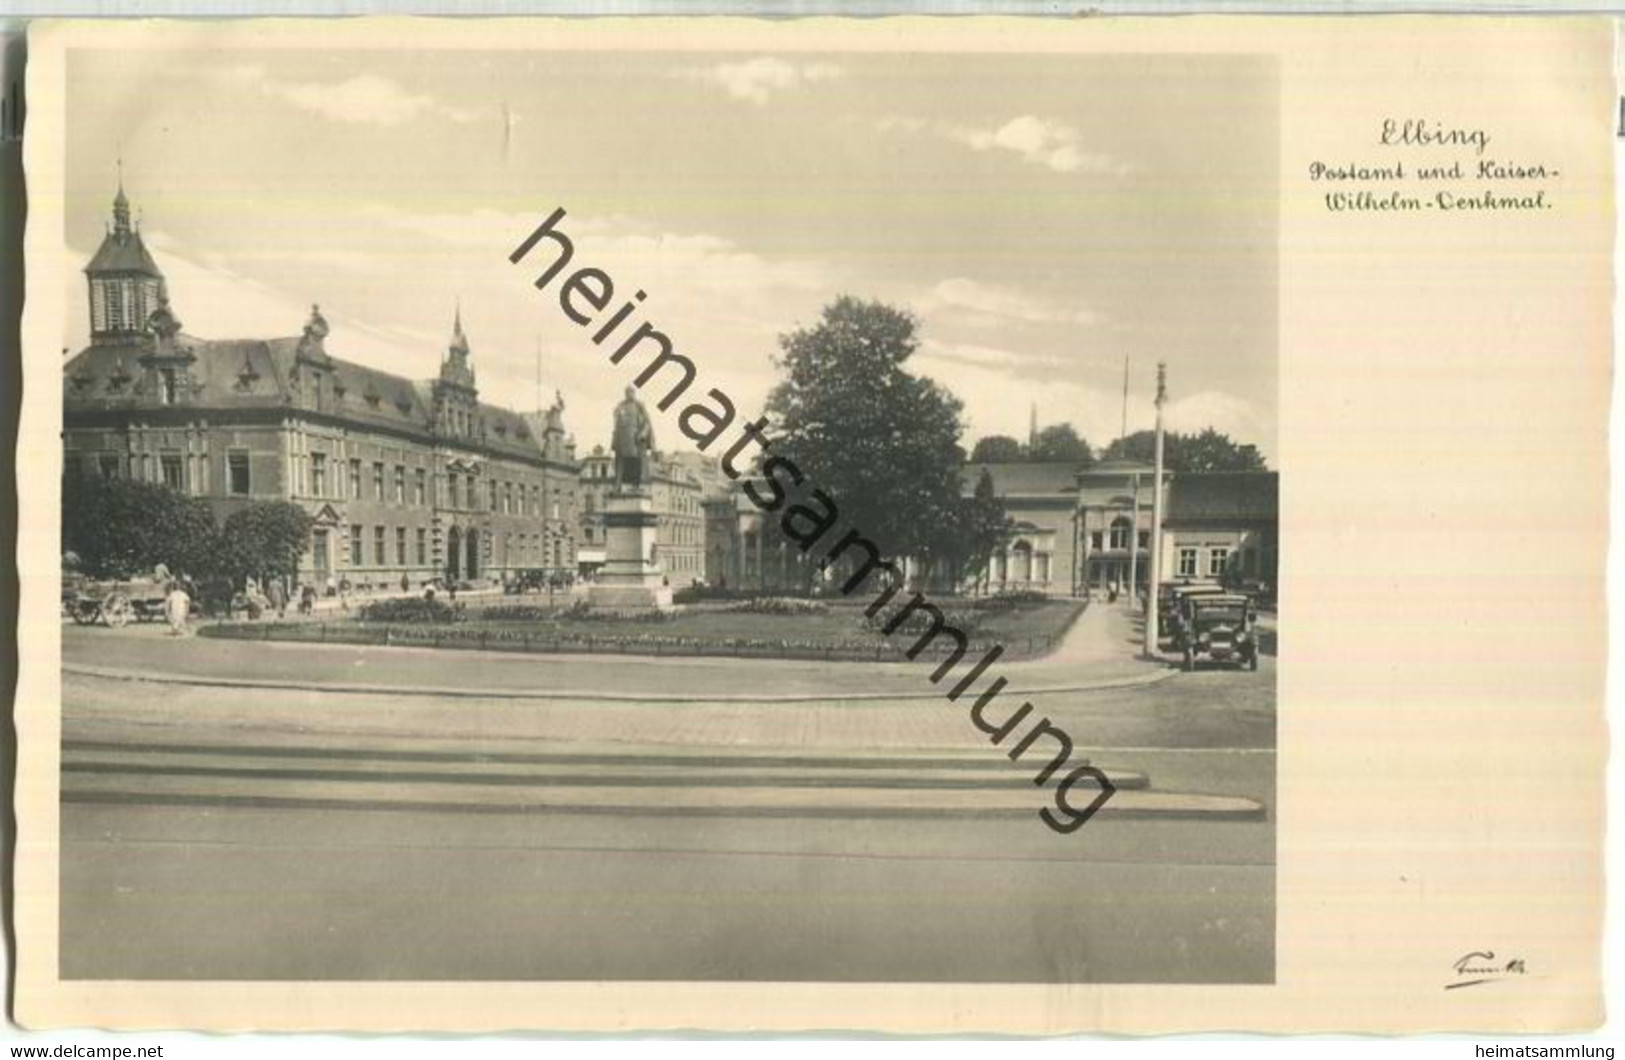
xmin=11 ymin=10 xmax=1621 ymax=1042
xmin=48 ymin=41 xmax=1283 ymax=986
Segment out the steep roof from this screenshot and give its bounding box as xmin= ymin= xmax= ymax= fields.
xmin=1167 ymin=472 xmax=1278 ymax=523
xmin=64 ymin=335 xmax=554 ymax=463
xmin=85 ymin=230 xmax=162 ymax=276
xmin=960 ymin=461 xmax=1083 ymax=497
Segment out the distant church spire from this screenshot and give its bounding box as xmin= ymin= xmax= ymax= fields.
xmin=1028 ymin=402 xmax=1039 ymax=449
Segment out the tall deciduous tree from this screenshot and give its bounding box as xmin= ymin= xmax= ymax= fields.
xmin=765 ymin=296 xmax=970 ymax=581
xmin=62 ymin=474 xmax=219 ymax=579
xmin=1028 ymin=423 xmax=1095 ymax=465
xmin=1101 ymin=427 xmax=1268 ymax=472
xmin=969 ymin=435 xmax=1024 ymax=463
xmin=219 ymin=502 xmax=315 ymax=585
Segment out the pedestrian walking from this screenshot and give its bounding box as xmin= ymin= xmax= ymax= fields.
xmin=267 ymin=577 xmax=286 ymax=619
xmin=163 ymin=580 xmax=191 ymax=636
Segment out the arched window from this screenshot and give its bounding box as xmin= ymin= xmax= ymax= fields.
xmin=1109 ymin=517 xmax=1133 ymax=550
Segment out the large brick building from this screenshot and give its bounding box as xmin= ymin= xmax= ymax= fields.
xmin=62 ymin=183 xmax=581 ymax=589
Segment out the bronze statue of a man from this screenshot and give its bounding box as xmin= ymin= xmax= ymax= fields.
xmin=611 ymin=386 xmax=655 ymax=487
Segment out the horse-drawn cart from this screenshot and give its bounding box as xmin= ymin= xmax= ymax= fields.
xmin=62 ymin=572 xmax=169 ymax=627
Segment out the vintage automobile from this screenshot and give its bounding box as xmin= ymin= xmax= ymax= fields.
xmin=1174 ymin=592 xmax=1260 ymax=672
xmin=504 ymin=568 xmax=576 ymax=595
xmin=1156 ymin=580 xmax=1227 ymax=643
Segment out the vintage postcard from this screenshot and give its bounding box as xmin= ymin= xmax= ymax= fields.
xmin=10 ymin=15 xmax=1612 ymax=1034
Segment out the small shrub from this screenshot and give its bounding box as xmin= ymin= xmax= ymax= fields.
xmin=357 ymin=597 xmax=462 ymax=624
xmin=968 ymin=590 xmax=1051 ymax=613
xmin=724 ymin=596 xmax=829 ymax=616
xmin=558 ymin=599 xmax=680 ymax=623
xmin=473 ymin=604 xmax=560 ymax=623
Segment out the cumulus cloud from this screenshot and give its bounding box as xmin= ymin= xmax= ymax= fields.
xmin=222 ymin=66 xmax=485 ymax=127
xmin=919 ymin=277 xmax=1101 ymax=329
xmin=876 ymin=113 xmax=1131 ymax=175
xmin=368 ymin=204 xmax=835 ymax=302
xmin=680 ymin=57 xmax=845 ymax=105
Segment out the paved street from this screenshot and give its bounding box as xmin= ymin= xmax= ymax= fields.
xmin=57 ymin=601 xmax=1275 ymax=983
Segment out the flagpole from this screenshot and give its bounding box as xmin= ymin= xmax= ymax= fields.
xmin=1145 ymin=362 xmax=1167 ymax=659
xmin=1120 ymin=355 xmax=1129 ymax=443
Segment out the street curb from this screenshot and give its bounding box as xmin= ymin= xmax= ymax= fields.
xmin=62 ymin=661 xmax=1181 ymax=704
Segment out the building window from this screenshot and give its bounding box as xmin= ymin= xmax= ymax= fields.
xmin=1109 ymin=517 xmax=1132 ymax=550
xmin=349 ymin=458 xmax=362 ymax=499
xmin=311 ymin=453 xmax=327 ymax=497
xmin=1138 ymin=530 xmax=1151 ymax=550
xmin=97 ymin=454 xmax=120 ymax=479
xmin=228 ymin=453 xmax=250 ymax=495
xmin=1089 ymin=530 xmax=1103 ymax=551
xmin=396 ymin=527 xmax=407 ymax=565
xmin=489 ymin=480 xmax=499 ymax=512
xmin=374 ymin=526 xmax=386 ymax=565
xmin=1177 ymin=548 xmax=1198 ymax=578
xmin=1208 ymin=547 xmax=1230 ymax=578
xmin=584 ymin=493 xmax=596 ymax=514
xmin=394 ymin=466 xmax=405 ymax=504
xmin=159 ymin=369 xmax=179 ymax=406
xmin=416 ymin=528 xmax=428 ymax=566
xmin=373 ymin=462 xmax=385 ymax=501
xmin=160 ymin=454 xmax=183 ymax=491
xmin=449 ymin=474 xmax=460 ymax=509
xmin=415 ymin=468 xmax=426 ymax=506
xmin=466 ymin=474 xmax=476 ymax=508
xmin=504 ymin=482 xmax=514 ymax=515
xmin=350 ymin=524 xmax=363 ymax=566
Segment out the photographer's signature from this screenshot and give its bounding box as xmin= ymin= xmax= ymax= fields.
xmin=1446 ymin=951 xmax=1527 ymax=990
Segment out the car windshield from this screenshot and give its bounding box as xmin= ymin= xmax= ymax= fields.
xmin=1196 ymin=606 xmax=1247 ymax=623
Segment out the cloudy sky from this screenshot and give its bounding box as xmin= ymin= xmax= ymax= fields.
xmin=65 ymin=47 xmax=1277 ymax=462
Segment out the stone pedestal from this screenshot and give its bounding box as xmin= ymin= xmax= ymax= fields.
xmin=589 ymin=489 xmax=673 ymax=611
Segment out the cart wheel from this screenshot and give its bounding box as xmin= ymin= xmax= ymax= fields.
xmin=102 ymin=593 xmax=131 ymax=628
xmin=70 ymin=604 xmax=95 ymax=626
xmin=1183 ymin=647 xmax=1195 ymax=672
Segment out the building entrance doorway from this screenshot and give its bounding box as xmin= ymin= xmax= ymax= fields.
xmin=446 ymin=526 xmax=462 ymax=582
xmin=312 ymin=529 xmax=330 ymax=578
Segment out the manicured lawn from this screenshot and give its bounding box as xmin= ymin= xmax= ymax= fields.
xmin=463 ymin=595 xmax=1088 ymax=659
xmin=209 ymin=595 xmax=1088 ymax=663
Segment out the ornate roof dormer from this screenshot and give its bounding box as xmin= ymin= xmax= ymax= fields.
xmin=138 ymin=292 xmax=195 ymax=370
xmin=296 ymin=303 xmax=333 ymax=366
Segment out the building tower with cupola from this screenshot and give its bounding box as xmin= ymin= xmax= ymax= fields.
xmin=84 ymin=172 xmax=167 ymax=341
xmin=433 ymin=306 xmax=480 ymax=440
xmin=64 ymin=181 xmax=584 ymax=588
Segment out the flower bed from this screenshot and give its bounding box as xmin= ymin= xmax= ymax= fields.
xmin=356 ymin=597 xmax=463 ymax=624
xmin=721 ymin=596 xmax=830 ymax=616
